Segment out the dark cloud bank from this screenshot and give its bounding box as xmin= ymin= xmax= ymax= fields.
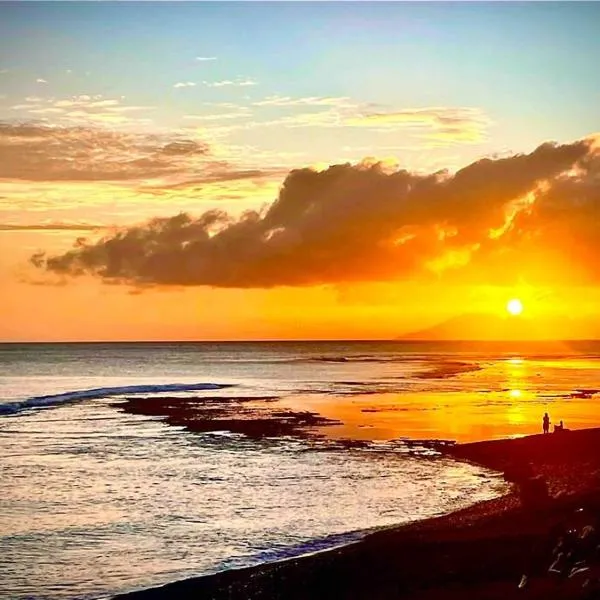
xmin=32 ymin=138 xmax=599 ymax=288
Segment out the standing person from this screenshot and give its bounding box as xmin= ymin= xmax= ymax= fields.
xmin=543 ymin=412 xmax=551 ymax=434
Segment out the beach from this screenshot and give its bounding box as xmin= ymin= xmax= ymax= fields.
xmin=3 ymin=341 xmax=600 ymax=599
xmin=115 ymin=427 xmax=600 ymax=600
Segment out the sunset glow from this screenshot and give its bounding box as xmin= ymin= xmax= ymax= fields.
xmin=1 ymin=2 xmax=599 ymax=341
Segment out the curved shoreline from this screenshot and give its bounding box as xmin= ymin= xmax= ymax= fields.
xmin=113 ymin=427 xmax=600 ymax=599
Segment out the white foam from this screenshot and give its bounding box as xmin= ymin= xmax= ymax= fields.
xmin=0 ymin=382 xmax=233 ymax=416
xmin=209 ymin=529 xmax=369 ymax=576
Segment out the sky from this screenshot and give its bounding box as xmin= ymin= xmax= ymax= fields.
xmin=0 ymin=1 xmax=599 ymax=341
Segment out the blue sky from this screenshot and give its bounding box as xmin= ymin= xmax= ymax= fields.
xmin=2 ymin=2 xmax=598 ymax=149
xmin=1 ymin=1 xmax=598 ymax=213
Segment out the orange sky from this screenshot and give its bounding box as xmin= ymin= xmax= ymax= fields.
xmin=2 ymin=137 xmax=600 ymax=342
xmin=2 ymin=3 xmax=599 ymax=341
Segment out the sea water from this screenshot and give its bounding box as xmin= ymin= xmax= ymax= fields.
xmin=2 ymin=340 xmax=599 ymax=599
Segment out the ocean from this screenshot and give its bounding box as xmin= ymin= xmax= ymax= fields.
xmin=2 ymin=340 xmax=599 ymax=600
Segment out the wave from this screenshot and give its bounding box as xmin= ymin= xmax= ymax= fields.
xmin=310 ymin=355 xmax=422 ymax=364
xmin=415 ymin=361 xmax=482 ymax=379
xmin=211 ymin=528 xmax=375 ymax=575
xmin=212 ymin=354 xmax=431 ymax=365
xmin=203 ymin=355 xmax=409 ymax=365
xmin=178 ymin=356 xmax=402 ymax=365
xmin=0 ymin=382 xmax=234 ymax=416
xmin=198 ymin=354 xmax=468 ymax=366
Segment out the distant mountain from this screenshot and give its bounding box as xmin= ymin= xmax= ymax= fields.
xmin=399 ymin=312 xmax=597 ymax=341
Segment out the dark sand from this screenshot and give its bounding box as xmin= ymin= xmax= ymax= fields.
xmin=114 ymin=428 xmax=600 ymax=600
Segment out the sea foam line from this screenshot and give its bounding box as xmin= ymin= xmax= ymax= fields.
xmin=0 ymin=382 xmax=234 ymax=416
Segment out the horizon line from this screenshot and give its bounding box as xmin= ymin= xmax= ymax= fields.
xmin=1 ymin=338 xmax=600 ymax=345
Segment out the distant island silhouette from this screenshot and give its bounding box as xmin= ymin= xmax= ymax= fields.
xmin=399 ymin=312 xmax=599 ymax=341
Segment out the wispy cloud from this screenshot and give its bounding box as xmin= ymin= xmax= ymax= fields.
xmin=27 ymin=107 xmax=65 ymax=115
xmin=265 ymin=110 xmax=344 ymax=129
xmin=36 ymin=78 xmax=48 ymax=84
xmin=183 ymin=104 xmax=251 ymax=123
xmin=177 ymin=109 xmax=348 ymax=138
xmin=208 ymin=109 xmax=346 ymax=133
xmin=0 ymin=222 xmax=104 ymax=232
xmin=183 ymin=112 xmax=251 ymax=122
xmin=346 ymin=107 xmax=486 ymax=127
xmin=204 ymin=79 xmax=257 ymax=88
xmin=9 ymin=94 xmax=154 ymax=125
xmin=54 ymin=97 xmax=120 ymax=108
xmin=196 ymin=56 xmax=217 ymax=62
xmin=345 ymin=107 xmax=491 ymax=143
xmin=176 ymin=101 xmax=490 ymax=147
xmin=253 ymin=95 xmax=352 ymax=108
xmin=0 ymin=175 xmax=282 ymax=223
xmin=173 ymin=81 xmax=197 ymax=89
xmin=0 ymin=121 xmax=280 ymax=194
xmin=0 ymin=122 xmax=209 ymax=182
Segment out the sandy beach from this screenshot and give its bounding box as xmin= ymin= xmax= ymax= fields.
xmin=114 ymin=427 xmax=600 ymax=600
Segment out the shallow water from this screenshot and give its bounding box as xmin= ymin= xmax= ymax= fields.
xmin=0 ymin=399 xmax=505 ymax=599
xmin=1 ymin=340 xmax=599 ymax=599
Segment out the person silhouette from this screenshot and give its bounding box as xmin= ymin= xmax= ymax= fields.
xmin=553 ymin=420 xmax=568 ymax=433
xmin=543 ymin=412 xmax=550 ymax=434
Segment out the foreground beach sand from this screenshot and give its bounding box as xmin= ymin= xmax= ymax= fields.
xmin=115 ymin=428 xmax=600 ymax=599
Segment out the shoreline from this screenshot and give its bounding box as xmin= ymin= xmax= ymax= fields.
xmin=113 ymin=426 xmax=600 ymax=599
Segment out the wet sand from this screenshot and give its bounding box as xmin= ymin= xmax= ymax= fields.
xmin=114 ymin=427 xmax=600 ymax=600
xmin=282 ymin=387 xmax=600 ymax=443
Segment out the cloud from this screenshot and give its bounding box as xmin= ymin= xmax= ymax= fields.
xmin=480 ymin=147 xmax=600 ymax=285
xmin=9 ymin=94 xmax=154 ymax=125
xmin=141 ymin=168 xmax=279 ymax=191
xmin=54 ymin=97 xmax=119 ymax=108
xmin=204 ymin=79 xmax=257 ymax=88
xmin=196 ymin=56 xmax=217 ymax=61
xmin=33 ymin=138 xmax=597 ymax=288
xmin=0 ymin=122 xmax=279 ymax=193
xmin=253 ymin=95 xmax=352 ymax=107
xmin=36 ymin=78 xmax=48 ymax=84
xmin=346 ymin=107 xmax=491 ymax=144
xmin=190 ymin=103 xmax=489 ymax=141
xmin=0 ymin=222 xmax=104 ymax=232
xmin=0 ymin=122 xmax=209 ymax=182
xmin=173 ymin=82 xmax=197 ymax=88
xmin=191 ymin=109 xmax=346 ymax=135
xmin=159 ymin=139 xmax=208 ymax=156
xmin=27 ymin=107 xmax=65 ymax=115
xmin=183 ymin=111 xmax=250 ymax=122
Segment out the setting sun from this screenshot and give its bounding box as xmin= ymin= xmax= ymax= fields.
xmin=506 ymin=299 xmax=524 ymax=316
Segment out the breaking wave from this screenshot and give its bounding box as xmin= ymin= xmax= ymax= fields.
xmin=0 ymin=382 xmax=234 ymax=416
xmin=212 ymin=528 xmax=370 ymax=574
xmin=310 ymin=355 xmax=420 ymax=363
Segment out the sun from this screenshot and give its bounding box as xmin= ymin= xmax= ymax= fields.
xmin=506 ymin=298 xmax=524 ymax=316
